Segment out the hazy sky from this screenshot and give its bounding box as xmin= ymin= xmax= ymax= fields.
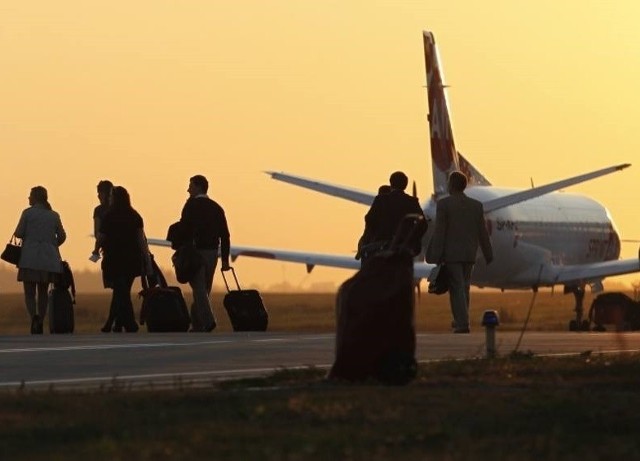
xmin=2 ymin=1 xmax=640 ymax=291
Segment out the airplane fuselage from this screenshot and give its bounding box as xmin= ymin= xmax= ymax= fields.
xmin=423 ymin=187 xmax=621 ymax=289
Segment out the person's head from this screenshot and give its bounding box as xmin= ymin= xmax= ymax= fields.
xmin=188 ymin=175 xmax=209 ymax=197
xmin=29 ymin=186 xmax=52 ymax=210
xmin=448 ymin=171 xmax=468 ymax=193
xmin=378 ymin=184 xmax=392 ymax=195
xmin=110 ymin=186 xmax=131 ymax=209
xmin=97 ymin=180 xmax=113 ymax=205
xmin=389 ymin=171 xmax=409 ymax=191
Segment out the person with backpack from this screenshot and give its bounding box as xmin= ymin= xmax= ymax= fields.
xmin=97 ymin=186 xmax=152 ymax=333
xmin=13 ymin=186 xmax=66 ymax=334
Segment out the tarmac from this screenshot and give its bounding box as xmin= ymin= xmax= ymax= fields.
xmin=2 ymin=330 xmax=640 ymax=391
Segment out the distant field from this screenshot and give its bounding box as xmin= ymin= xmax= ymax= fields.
xmin=0 ymin=289 xmax=625 ymax=334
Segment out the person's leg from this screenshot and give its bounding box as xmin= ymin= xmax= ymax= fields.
xmin=447 ymin=263 xmax=469 ymax=331
xmin=36 ymin=282 xmax=49 ymax=320
xmin=202 ymin=250 xmax=218 ymax=329
xmin=112 ymin=275 xmax=138 ymax=332
xmin=23 ymin=282 xmax=37 ymax=318
xmin=37 ymin=282 xmax=49 ymax=334
xmin=462 ymin=263 xmax=474 ymax=324
xmin=189 ymin=262 xmax=214 ymax=332
xmin=23 ymin=282 xmax=39 ymax=333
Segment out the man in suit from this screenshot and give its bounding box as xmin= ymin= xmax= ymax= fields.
xmin=363 ymin=171 xmax=426 ymax=260
xmin=426 ymin=171 xmax=493 ymax=333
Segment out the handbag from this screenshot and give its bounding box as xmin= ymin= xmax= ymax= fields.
xmin=427 ymin=264 xmax=448 ymax=295
xmin=1 ymin=235 xmax=22 ymax=266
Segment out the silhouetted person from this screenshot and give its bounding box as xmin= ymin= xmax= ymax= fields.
xmin=426 ymin=171 xmax=493 ymax=333
xmin=362 ymin=171 xmax=426 ymax=260
xmin=97 ymin=186 xmax=151 ymax=333
xmin=355 ymin=184 xmax=392 ymax=260
xmin=180 ymin=175 xmax=231 ymax=332
xmin=13 ymin=186 xmax=66 ymax=334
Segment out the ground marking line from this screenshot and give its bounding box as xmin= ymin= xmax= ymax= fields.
xmin=0 ymin=340 xmax=234 ymax=354
xmin=0 ymin=364 xmax=334 ymax=388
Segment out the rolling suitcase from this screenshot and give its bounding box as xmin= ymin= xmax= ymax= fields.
xmin=328 ymin=214 xmax=424 ymax=385
xmin=139 ymin=259 xmax=190 ymax=332
xmin=49 ymin=261 xmax=75 ymax=334
xmin=222 ymin=267 xmax=268 ymax=332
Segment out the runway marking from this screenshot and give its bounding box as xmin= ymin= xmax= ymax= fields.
xmin=0 ymin=364 xmax=333 ymax=389
xmin=0 ymin=335 xmax=331 ymax=355
xmin=0 ymin=340 xmax=233 ymax=354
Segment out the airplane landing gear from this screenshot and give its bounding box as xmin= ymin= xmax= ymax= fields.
xmin=567 ymin=285 xmax=590 ymax=331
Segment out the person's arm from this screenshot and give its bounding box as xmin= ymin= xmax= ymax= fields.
xmin=218 ymin=209 xmax=231 ymax=271
xmin=478 ymin=205 xmax=493 ymax=265
xmin=56 ymin=213 xmax=66 ymax=246
xmin=92 ymin=215 xmax=102 ymax=255
xmin=14 ymin=210 xmax=26 ymax=239
xmin=137 ymin=228 xmax=153 ymax=276
xmin=425 ymin=201 xmax=446 ymax=264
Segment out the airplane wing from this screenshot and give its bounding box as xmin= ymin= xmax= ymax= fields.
xmin=265 ymin=171 xmax=376 ymax=206
xmin=550 ymin=257 xmax=640 ymax=286
xmin=230 ymin=245 xmax=436 ymax=279
xmin=147 ymin=238 xmax=435 ymax=279
xmin=482 ymin=164 xmax=630 ymax=213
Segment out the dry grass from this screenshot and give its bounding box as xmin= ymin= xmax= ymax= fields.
xmin=0 ymin=288 xmax=614 ymax=334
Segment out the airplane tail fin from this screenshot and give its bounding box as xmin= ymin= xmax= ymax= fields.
xmin=423 ymin=31 xmax=491 ymax=196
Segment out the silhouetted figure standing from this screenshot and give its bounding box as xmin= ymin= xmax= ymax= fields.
xmin=13 ymin=186 xmax=66 ymax=334
xmin=362 ymin=171 xmax=426 ymax=260
xmin=426 ymin=171 xmax=493 ymax=333
xmin=180 ymin=175 xmax=231 ymax=332
xmin=355 ymin=184 xmax=391 ymax=260
xmin=97 ymin=186 xmax=151 ymax=333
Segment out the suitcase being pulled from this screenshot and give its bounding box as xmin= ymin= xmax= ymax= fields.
xmin=139 ymin=259 xmax=190 ymax=332
xmin=222 ymin=267 xmax=268 ymax=332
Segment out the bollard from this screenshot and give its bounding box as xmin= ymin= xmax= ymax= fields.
xmin=481 ymin=310 xmax=500 ymax=359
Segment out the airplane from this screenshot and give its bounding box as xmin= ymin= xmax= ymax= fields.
xmin=148 ymin=31 xmax=640 ymax=331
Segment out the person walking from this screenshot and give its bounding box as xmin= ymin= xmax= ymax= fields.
xmin=91 ymin=180 xmax=113 ymax=263
xmin=426 ymin=171 xmax=493 ymax=333
xmin=97 ymin=186 xmax=151 ymax=333
xmin=13 ymin=186 xmax=66 ymax=334
xmin=179 ymin=174 xmax=231 ymax=332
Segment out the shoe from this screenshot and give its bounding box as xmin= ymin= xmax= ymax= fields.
xmin=112 ymin=325 xmax=123 ymax=333
xmin=124 ymin=323 xmax=139 ymax=333
xmin=204 ymin=322 xmax=217 ymax=333
xmin=453 ymin=328 xmax=470 ymax=334
xmin=31 ymin=315 xmax=40 ymax=335
xmin=101 ymin=323 xmax=112 ymax=333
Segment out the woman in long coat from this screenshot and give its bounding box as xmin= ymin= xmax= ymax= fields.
xmin=14 ymin=186 xmax=66 ymax=334
xmin=97 ymin=186 xmax=151 ymax=332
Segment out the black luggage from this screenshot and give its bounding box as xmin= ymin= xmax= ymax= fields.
xmin=49 ymin=261 xmax=75 ymax=334
xmin=139 ymin=259 xmax=190 ymax=332
xmin=222 ymin=268 xmax=268 ymax=332
xmin=589 ymin=292 xmax=640 ymax=332
xmin=328 ymin=214 xmax=424 ymax=385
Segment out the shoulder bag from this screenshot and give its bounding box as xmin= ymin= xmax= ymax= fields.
xmin=1 ymin=235 xmax=22 ymax=266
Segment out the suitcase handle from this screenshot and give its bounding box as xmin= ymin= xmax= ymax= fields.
xmin=221 ymin=266 xmax=241 ymax=292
